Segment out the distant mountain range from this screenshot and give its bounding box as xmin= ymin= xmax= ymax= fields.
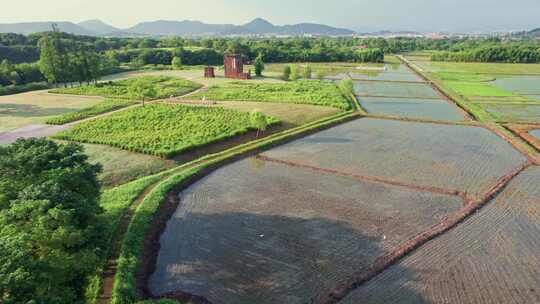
xmin=0 ymin=18 xmax=356 ymax=37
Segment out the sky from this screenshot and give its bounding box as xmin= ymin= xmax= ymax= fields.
xmin=2 ymin=0 xmax=540 ymax=32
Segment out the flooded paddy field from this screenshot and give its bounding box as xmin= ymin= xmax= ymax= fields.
xmin=262 ymin=118 xmax=527 ymax=197
xmin=149 ymin=157 xmax=463 ymax=303
xmin=492 ymin=76 xmax=540 ymax=95
xmin=346 ymin=62 xmax=470 ymax=121
xmin=354 ymin=81 xmax=440 ymax=99
xmin=358 ymin=97 xmax=465 ymax=121
xmin=531 ymin=129 xmax=540 ymax=141
xmin=481 ymin=103 xmax=540 ymax=123
xmin=341 ymin=166 xmax=540 ymax=304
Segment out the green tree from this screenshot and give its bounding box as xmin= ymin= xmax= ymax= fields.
xmin=282 ymin=65 xmax=291 ymax=81
xmin=339 ymin=78 xmax=355 ymax=99
xmin=128 ymin=79 xmax=157 ymax=107
xmin=171 ymin=56 xmax=183 ymax=70
xmin=250 ymin=110 xmax=268 ymax=138
xmin=254 ymin=53 xmax=265 ymax=77
xmin=38 ymin=33 xmax=61 ymax=85
xmin=0 ymin=138 xmax=103 ymax=304
xmin=290 ymin=65 xmax=300 ymax=81
xmin=303 ymin=65 xmax=312 ymax=79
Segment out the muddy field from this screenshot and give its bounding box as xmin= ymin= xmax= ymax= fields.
xmin=262 ymin=118 xmax=527 ymax=197
xmin=149 ymin=158 xmax=463 ymax=303
xmin=341 ymin=166 xmax=540 ymax=304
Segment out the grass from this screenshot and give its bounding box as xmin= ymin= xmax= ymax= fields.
xmin=85 ymin=174 xmax=164 ymax=304
xmin=82 ymin=143 xmax=177 ymax=188
xmin=53 ymin=103 xmax=279 ymax=158
xmin=46 ymin=99 xmax=138 ymax=125
xmin=420 ymin=61 xmax=540 ymax=75
xmin=217 ymin=101 xmax=341 ymax=126
xmin=187 ymin=80 xmax=351 ymax=110
xmin=0 ymin=82 xmax=50 ymax=96
xmin=0 ymin=91 xmax=104 ymax=132
xmin=49 ymin=76 xmax=202 ymax=100
xmin=432 ymin=71 xmax=495 ymax=82
xmin=249 ymin=62 xmax=385 ymax=77
xmin=444 ymin=81 xmax=516 ymax=97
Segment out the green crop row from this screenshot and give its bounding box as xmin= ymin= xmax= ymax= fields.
xmin=188 ymin=80 xmax=351 ymax=110
xmin=110 ymin=109 xmax=356 ymax=304
xmin=49 ymin=76 xmax=202 ymax=100
xmin=54 ymin=103 xmax=279 ymax=158
xmin=46 ymin=99 xmax=138 ymax=125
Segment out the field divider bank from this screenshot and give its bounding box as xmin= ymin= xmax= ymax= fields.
xmin=105 ymin=110 xmax=360 ymax=304
xmin=315 ymin=161 xmax=533 ymax=304
xmin=256 ymin=155 xmax=468 ymax=199
xmin=362 ymin=114 xmax=484 ymax=127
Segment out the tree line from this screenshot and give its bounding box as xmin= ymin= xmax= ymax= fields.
xmin=431 ymin=44 xmax=540 ymax=63
xmin=38 ymin=28 xmax=120 ymax=86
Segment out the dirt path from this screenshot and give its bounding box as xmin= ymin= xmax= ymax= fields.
xmin=0 ymin=124 xmax=69 ymax=145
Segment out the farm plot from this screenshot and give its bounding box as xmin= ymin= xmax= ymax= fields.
xmin=353 ymin=81 xmax=440 ymax=99
xmin=491 ymin=76 xmax=540 ymax=95
xmin=149 ymin=158 xmax=463 ymax=304
xmin=262 ymin=118 xmax=527 ymax=197
xmin=186 ymin=80 xmax=351 ymax=110
xmin=358 ymin=97 xmax=465 ymax=121
xmin=481 ymin=103 xmax=540 ymax=123
xmin=49 ymin=76 xmax=202 ymax=100
xmin=349 ymin=70 xmax=425 ymax=82
xmin=53 ymin=103 xmax=278 ymax=157
xmin=341 ymin=166 xmax=540 ymax=304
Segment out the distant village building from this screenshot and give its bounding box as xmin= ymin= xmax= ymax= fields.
xmin=224 ymin=54 xmax=251 ymax=80
xmin=204 ymin=66 xmax=215 ymax=78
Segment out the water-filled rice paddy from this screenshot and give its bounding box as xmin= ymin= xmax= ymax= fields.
xmin=492 ymin=76 xmax=540 ymax=95
xmin=481 ymin=103 xmax=540 ymax=123
xmin=359 ymin=97 xmax=465 ymax=121
xmin=354 ymin=81 xmax=440 ymax=99
xmin=149 ymin=158 xmax=463 ymax=303
xmin=531 ymin=129 xmax=540 ymax=141
xmin=348 ymin=68 xmax=424 ymax=83
xmin=341 ymin=166 xmax=540 ymax=304
xmin=262 ymin=118 xmax=527 ymax=197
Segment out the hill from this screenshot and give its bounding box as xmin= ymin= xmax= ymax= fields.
xmin=125 ymin=18 xmax=355 ymax=37
xmin=78 ymin=19 xmax=119 ymax=35
xmin=0 ymin=18 xmax=356 ymax=37
xmin=0 ymin=21 xmax=95 ymax=35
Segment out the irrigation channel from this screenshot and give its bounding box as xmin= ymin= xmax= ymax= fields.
xmin=108 ymin=60 xmax=540 ymax=304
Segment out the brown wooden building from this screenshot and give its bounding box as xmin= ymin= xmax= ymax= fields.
xmin=224 ymin=54 xmax=251 ymax=80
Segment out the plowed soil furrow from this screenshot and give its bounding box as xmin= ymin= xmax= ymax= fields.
xmin=339 ymin=166 xmax=540 ymax=304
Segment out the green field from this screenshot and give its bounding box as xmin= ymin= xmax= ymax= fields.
xmin=444 ymin=81 xmax=515 ymax=97
xmin=46 ymin=99 xmax=138 ymax=125
xmin=249 ymin=62 xmax=387 ymax=77
xmin=420 ymin=60 xmax=540 ymax=75
xmin=82 ymin=143 xmax=177 ymax=187
xmin=49 ymin=76 xmax=202 ymax=99
xmin=187 ymin=80 xmax=351 ymax=110
xmin=54 ymin=103 xmax=279 ymax=157
xmin=432 ymin=72 xmax=495 ymax=82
